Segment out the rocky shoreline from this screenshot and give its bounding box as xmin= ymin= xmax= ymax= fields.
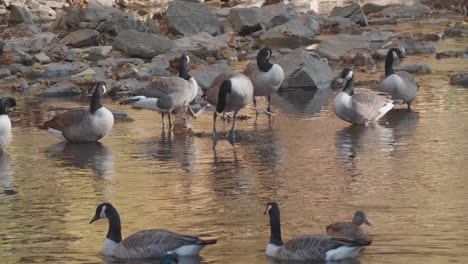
xmin=0 ymin=0 xmax=467 ymax=108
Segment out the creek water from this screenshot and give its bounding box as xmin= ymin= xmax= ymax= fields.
xmin=0 ymin=20 xmax=467 ymax=264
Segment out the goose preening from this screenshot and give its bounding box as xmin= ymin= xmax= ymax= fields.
xmin=334 ymin=68 xmax=394 ymax=125
xmin=205 ymin=72 xmax=253 ymax=139
xmin=120 ymin=54 xmax=199 ymax=129
xmin=264 ymin=202 xmax=372 ymax=261
xmin=326 ymin=210 xmax=372 ymax=241
xmin=90 ymin=203 xmax=217 ymax=259
xmin=42 ymin=82 xmax=114 ymax=143
xmin=243 ymin=47 xmax=284 ymax=115
xmin=380 ymin=47 xmax=419 ymax=109
xmin=0 ymin=97 xmax=16 ymax=152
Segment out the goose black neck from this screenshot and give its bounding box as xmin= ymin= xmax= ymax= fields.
xmin=257 ymin=55 xmax=273 ymax=72
xmin=343 ymin=77 xmax=354 ymax=96
xmin=385 ymin=50 xmax=395 ymax=77
xmin=269 ymin=207 xmax=284 ymax=246
xmin=106 ymin=206 xmax=122 ymax=243
xmin=179 ymin=58 xmax=191 ymax=81
xmin=90 ymin=86 xmax=102 ymax=113
xmin=216 ymin=80 xmax=231 ymax=113
xmin=0 ymin=105 xmax=6 ymax=115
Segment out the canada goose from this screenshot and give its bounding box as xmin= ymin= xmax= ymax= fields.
xmin=326 ymin=210 xmax=372 ymax=241
xmin=264 ymin=202 xmax=372 ymax=261
xmin=0 ymin=97 xmax=16 ymax=152
xmin=90 ymin=203 xmax=217 ymax=259
xmin=205 ymin=72 xmax=253 ymax=138
xmin=243 ymin=47 xmax=284 ymax=115
xmin=43 ymin=82 xmax=114 ymax=143
xmin=120 ymin=54 xmax=199 ymax=129
xmin=380 ymin=47 xmax=419 ymax=109
xmin=334 ymin=68 xmax=394 ymax=125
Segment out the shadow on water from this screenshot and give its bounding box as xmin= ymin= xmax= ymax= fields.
xmin=103 ymin=255 xmax=202 ymax=264
xmin=0 ymin=152 xmax=16 ymax=196
xmin=273 ymin=89 xmax=333 ymax=117
xmin=381 ymin=108 xmax=420 ymax=132
xmin=145 ymin=131 xmax=198 ymax=172
xmin=267 ymin=256 xmax=361 ymax=264
xmin=46 ymin=142 xmax=115 ymax=179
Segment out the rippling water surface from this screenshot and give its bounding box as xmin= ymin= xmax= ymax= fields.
xmin=1 ymin=22 xmax=467 ymax=264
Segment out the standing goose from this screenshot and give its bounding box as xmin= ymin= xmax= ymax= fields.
xmin=334 ymin=68 xmax=394 ymax=125
xmin=326 ymin=210 xmax=372 ymax=241
xmin=43 ymin=81 xmax=114 ymax=143
xmin=243 ymin=47 xmax=284 ymax=115
xmin=90 ymin=203 xmax=217 ymax=259
xmin=380 ymin=47 xmax=419 ymax=109
xmin=0 ymin=97 xmax=16 ymax=152
xmin=120 ymin=54 xmax=199 ymax=129
xmin=205 ymin=72 xmax=253 ymax=138
xmin=264 ymin=202 xmax=372 ymax=262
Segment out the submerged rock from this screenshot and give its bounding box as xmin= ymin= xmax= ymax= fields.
xmin=113 ymin=30 xmax=172 ymax=59
xmin=259 ymin=15 xmax=320 ymax=48
xmin=436 ymin=49 xmax=468 ymax=59
xmin=395 ymin=63 xmax=432 ymax=74
xmin=165 ymin=0 xmax=222 ymax=37
xmin=444 ymin=22 xmax=468 ymax=37
xmin=450 ymin=72 xmax=468 ymax=88
xmin=330 ymin=3 xmax=368 ymax=27
xmin=277 ymin=49 xmax=334 ymax=90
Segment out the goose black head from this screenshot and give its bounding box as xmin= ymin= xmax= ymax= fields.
xmin=90 ymin=202 xmax=114 ymax=224
xmin=341 ymin=68 xmax=354 ymax=81
xmin=0 ymin=97 xmax=17 ymax=115
xmin=353 ymin=210 xmax=372 ymax=227
xmin=264 ymin=202 xmax=279 ymax=215
xmin=88 ymin=81 xmax=108 ymax=95
xmin=389 ymin=47 xmax=406 ymax=59
xmin=257 ymin=47 xmax=273 ymax=72
xmin=179 ymin=54 xmax=191 ymax=80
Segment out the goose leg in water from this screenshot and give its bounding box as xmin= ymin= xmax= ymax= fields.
xmin=267 ymin=96 xmax=272 ymax=113
xmin=212 ymin=112 xmax=217 ymax=139
xmin=187 ymin=105 xmax=197 ymax=119
xmin=161 ymin=112 xmax=166 ymax=128
xmin=168 ymin=111 xmax=173 ymax=129
xmin=407 ymin=103 xmax=412 ymax=111
xmin=228 ymin=110 xmax=239 ymax=139
xmin=253 ymin=97 xmax=258 ymax=116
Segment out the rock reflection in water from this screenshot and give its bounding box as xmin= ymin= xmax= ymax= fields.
xmin=47 ymin=142 xmax=115 ymax=178
xmin=0 ymin=152 xmax=15 ymax=196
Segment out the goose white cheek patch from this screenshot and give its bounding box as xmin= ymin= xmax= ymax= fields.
xmin=100 ymin=205 xmax=107 ymax=218
xmin=102 ymin=85 xmax=107 ymax=94
xmin=347 ymin=71 xmax=353 ymax=80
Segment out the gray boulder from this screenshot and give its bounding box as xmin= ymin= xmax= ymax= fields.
xmin=95 ymin=13 xmax=147 ymax=36
xmin=109 ymin=78 xmax=145 ymax=96
xmin=395 ymin=63 xmax=432 ymax=74
xmin=60 ymin=29 xmax=101 ymax=48
xmin=0 ymin=68 xmax=11 ymax=78
xmin=330 ymin=3 xmax=368 ymax=27
xmin=113 ymin=30 xmax=172 ymax=59
xmin=436 ymin=49 xmax=468 ymax=59
xmin=321 ymin=16 xmax=362 ymax=35
xmin=368 ymin=30 xmax=388 ymax=49
xmin=7 ymin=5 xmax=33 ymax=24
xmin=189 ymin=62 xmax=231 ymax=92
xmin=398 ymin=39 xmax=436 ymax=54
xmin=444 ymin=22 xmax=468 ymax=37
xmin=26 ymin=62 xmax=82 ymax=79
xmin=172 ymin=32 xmax=228 ymax=59
xmin=33 ymin=52 xmax=51 ymax=64
xmin=362 ymin=3 xmax=388 ymax=15
xmin=228 ymin=8 xmax=262 ymax=35
xmin=260 ymin=3 xmax=297 ymax=30
xmin=316 ymin=34 xmax=370 ymax=60
xmin=277 ymin=49 xmax=334 ymax=90
xmin=259 ymin=15 xmax=320 ymax=49
xmin=382 ymin=3 xmax=432 ymax=18
xmin=165 ymin=0 xmax=222 ymax=36
xmin=450 ymin=72 xmax=468 ymax=88
xmin=39 ymin=82 xmax=82 ymax=97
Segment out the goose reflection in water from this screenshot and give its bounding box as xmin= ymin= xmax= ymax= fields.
xmin=147 ymin=131 xmax=198 ymax=172
xmin=267 ymin=256 xmax=361 ymax=264
xmin=103 ymin=254 xmax=201 ymax=264
xmin=0 ymin=152 xmax=16 ymax=196
xmin=47 ymin=142 xmax=114 ymax=178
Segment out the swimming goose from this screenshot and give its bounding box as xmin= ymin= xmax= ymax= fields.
xmin=380 ymin=47 xmax=419 ymax=109
xmin=120 ymin=54 xmax=199 ymax=129
xmin=205 ymin=72 xmax=253 ymax=138
xmin=264 ymin=202 xmax=372 ymax=261
xmin=243 ymin=47 xmax=284 ymax=115
xmin=0 ymin=97 xmax=16 ymax=152
xmin=334 ymin=68 xmax=394 ymax=125
xmin=90 ymin=203 xmax=217 ymax=259
xmin=43 ymin=82 xmax=114 ymax=143
xmin=326 ymin=210 xmax=372 ymax=241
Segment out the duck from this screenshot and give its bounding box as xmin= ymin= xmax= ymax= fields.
xmin=380 ymin=47 xmax=419 ymax=110
xmin=205 ymin=72 xmax=253 ymax=138
xmin=120 ymin=54 xmax=199 ymax=129
xmin=90 ymin=203 xmax=217 ymax=259
xmin=0 ymin=97 xmax=16 ymax=152
xmin=326 ymin=210 xmax=372 ymax=241
xmin=334 ymin=68 xmax=394 ymax=125
xmin=243 ymin=47 xmax=284 ymax=115
xmin=42 ymin=81 xmax=114 ymax=143
xmin=264 ymin=202 xmax=372 ymax=262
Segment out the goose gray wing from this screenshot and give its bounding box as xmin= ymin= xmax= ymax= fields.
xmin=396 ymin=71 xmax=419 ymax=89
xmin=113 ymin=229 xmax=208 ymax=259
xmin=243 ymin=62 xmax=258 ymax=81
xmin=43 ymin=108 xmax=91 ymax=131
xmin=278 ymin=235 xmax=366 ymax=261
xmin=326 ymin=222 xmax=353 ymax=236
xmin=351 ymin=88 xmax=393 ymax=121
xmin=136 ymin=77 xmax=191 ymax=98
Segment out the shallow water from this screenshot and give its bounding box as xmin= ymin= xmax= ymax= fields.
xmin=1 ymin=22 xmax=468 ymax=264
